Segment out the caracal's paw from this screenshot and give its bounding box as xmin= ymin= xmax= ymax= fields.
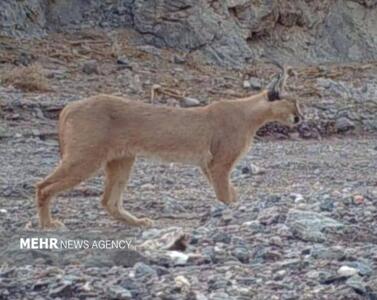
xmin=229 ymin=201 xmax=239 ymax=209
xmin=230 ymin=188 xmax=238 ymax=203
xmin=41 ymin=219 xmax=66 ymax=230
xmin=137 ymin=217 xmax=154 ymax=228
xmin=220 ymin=198 xmax=236 ymax=206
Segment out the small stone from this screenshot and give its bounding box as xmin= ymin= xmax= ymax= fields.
xmin=81 ymin=282 xmax=92 ymax=292
xmin=116 ymin=56 xmax=132 ymax=70
xmin=231 ymin=247 xmax=250 ymax=263
xmin=167 ymin=251 xmax=189 ymax=266
xmin=210 ymin=205 xmax=226 ymax=218
xmin=82 ymin=60 xmax=99 ymax=75
xmin=175 ymin=275 xmax=191 ymax=291
xmin=337 ymin=266 xmax=358 ymax=277
xmin=258 ymin=207 xmax=281 ymax=225
xmin=209 ymin=291 xmax=230 ymax=300
xmin=366 ymin=278 xmax=377 ymax=293
xmin=49 ymin=281 xmax=73 ymax=298
xmin=10 ymin=113 xmax=20 ymax=120
xmin=140 ymin=227 xmax=187 ymax=251
xmin=243 ymin=80 xmax=251 ymax=89
xmin=335 ymin=117 xmax=355 ymax=133
xmin=46 ymin=69 xmax=67 ymax=79
xmin=347 ymin=261 xmax=373 ymax=277
xmin=237 ymin=286 xmax=255 ymax=297
xmin=242 ymin=221 xmax=263 ymax=234
xmin=107 ymin=285 xmax=132 ymax=300
xmin=346 ymin=275 xmax=366 ymax=294
xmin=141 ymin=183 xmax=154 ymax=190
xmin=286 ymin=209 xmax=344 ymax=242
xmin=248 ymin=77 xmax=262 ymax=90
xmin=266 ymin=195 xmax=281 ymax=204
xmin=181 ymin=97 xmax=201 ymax=107
xmin=0 ymin=126 xmax=7 ymax=137
xmin=118 ymin=278 xmax=140 ymax=296
xmin=242 ymin=163 xmax=265 ymax=175
xmin=261 ymin=249 xmax=282 ymax=261
xmin=200 ymin=247 xmax=215 ymax=263
xmin=273 ymin=270 xmax=287 ymax=281
xmin=0 ymin=209 xmax=7 ymax=214
xmin=32 ymin=279 xmax=49 ymax=290
xmin=117 ymin=56 xmax=129 ymax=65
xmin=269 ymin=236 xmax=283 ymax=247
xmin=173 ymin=55 xmax=186 ymax=64
xmin=211 ymin=231 xmax=231 ymax=244
xmin=187 ymin=253 xmax=211 ymax=265
xmin=193 ymin=292 xmax=208 ymax=300
xmin=238 ymin=205 xmax=247 ymax=212
xmin=319 ymin=271 xmax=344 ymax=284
xmin=353 ymin=195 xmax=364 ymax=205
xmin=100 ymin=21 xmax=109 ymax=27
xmin=32 ymin=129 xmax=40 ymax=136
xmin=290 ymin=193 xmax=304 ymax=203
xmin=306 ymin=270 xmax=320 ymax=279
xmin=133 ymin=262 xmax=157 ymax=278
xmin=319 ymin=199 xmax=335 ymax=212
xmin=316 ymin=77 xmax=332 ymax=89
xmin=162 ymin=196 xmax=186 ymax=214
xmin=16 ymin=51 xmax=34 ymax=66
xmin=137 ymin=45 xmax=162 ymax=56
xmin=310 ymin=245 xmax=345 ymax=261
xmin=34 ymin=107 xmax=45 ymax=119
xmin=214 ymin=244 xmax=225 ymax=255
xmin=221 ymin=212 xmax=233 ymax=224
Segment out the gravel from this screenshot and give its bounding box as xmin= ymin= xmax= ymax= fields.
xmin=1 ymin=131 xmax=376 ymax=299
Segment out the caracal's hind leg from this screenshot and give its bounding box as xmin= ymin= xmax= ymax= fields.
xmin=36 ymin=158 xmax=102 ymax=229
xmin=102 ymin=156 xmax=153 ymax=227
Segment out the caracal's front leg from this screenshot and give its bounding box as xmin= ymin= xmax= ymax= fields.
xmin=207 ymin=160 xmax=237 ymax=204
xmin=201 ymin=165 xmax=212 ymax=184
xmin=202 ymin=163 xmax=237 ymax=204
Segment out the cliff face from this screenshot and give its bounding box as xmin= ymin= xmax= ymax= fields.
xmin=1 ymin=0 xmax=377 ymax=68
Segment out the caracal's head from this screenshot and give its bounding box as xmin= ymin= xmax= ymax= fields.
xmin=272 ymin=99 xmax=304 ymax=127
xmin=265 ymin=59 xmax=303 ymax=127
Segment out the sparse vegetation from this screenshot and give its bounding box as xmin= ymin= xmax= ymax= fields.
xmin=1 ymin=63 xmax=50 ymax=92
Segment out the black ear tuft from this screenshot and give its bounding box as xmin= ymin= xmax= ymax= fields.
xmin=267 ymin=89 xmax=280 ymax=101
xmin=264 ymin=58 xmax=289 ymax=101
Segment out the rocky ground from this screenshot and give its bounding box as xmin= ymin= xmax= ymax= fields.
xmin=1 ymin=31 xmax=377 ymax=299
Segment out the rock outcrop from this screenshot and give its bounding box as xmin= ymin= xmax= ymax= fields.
xmin=1 ymin=0 xmax=377 ymax=68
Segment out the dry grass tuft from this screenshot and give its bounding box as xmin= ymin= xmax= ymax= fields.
xmin=1 ymin=63 xmax=50 ymax=92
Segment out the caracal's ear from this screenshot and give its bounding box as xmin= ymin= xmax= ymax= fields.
xmin=265 ymin=59 xmax=291 ymax=101
xmin=294 ymin=99 xmax=304 ymax=119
